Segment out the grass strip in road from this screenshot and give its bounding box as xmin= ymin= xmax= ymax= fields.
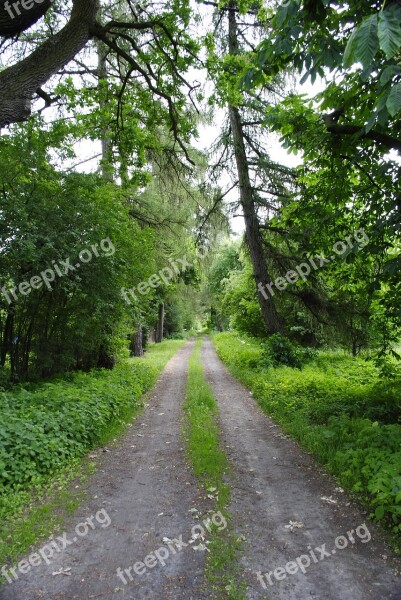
xmin=0 ymin=339 xmax=185 ymax=579
xmin=184 ymin=337 xmax=246 ymax=600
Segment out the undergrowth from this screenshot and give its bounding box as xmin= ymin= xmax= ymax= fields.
xmin=0 ymin=339 xmax=184 ymax=572
xmin=213 ymin=331 xmax=401 ymax=549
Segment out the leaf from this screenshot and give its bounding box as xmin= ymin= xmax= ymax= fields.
xmin=386 ymin=83 xmax=401 ymax=117
xmin=378 ymin=4 xmax=401 ymax=59
xmin=365 ymin=111 xmax=377 ymax=133
xmin=300 ymin=70 xmax=311 ymax=85
xmin=241 ymin=68 xmax=256 ymax=91
xmin=344 ymin=14 xmax=379 ymax=69
xmin=380 ymin=65 xmax=400 ymax=86
xmin=375 ymin=505 xmax=385 ymax=520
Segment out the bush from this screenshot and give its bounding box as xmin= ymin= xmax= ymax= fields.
xmin=262 ymin=334 xmax=301 ymax=368
xmin=261 ymin=334 xmax=318 ymax=369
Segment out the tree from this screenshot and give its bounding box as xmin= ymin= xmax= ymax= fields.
xmin=205 ymin=1 xmax=297 ymax=333
xmin=238 ymin=0 xmax=401 ymax=352
xmin=0 ymin=0 xmax=199 ymax=159
xmin=0 ymin=126 xmax=159 ymax=378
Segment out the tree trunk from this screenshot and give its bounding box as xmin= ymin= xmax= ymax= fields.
xmin=0 ymin=310 xmax=13 ymax=367
xmin=227 ymin=8 xmax=282 ymax=334
xmin=131 ymin=325 xmax=144 ymax=356
xmin=155 ymin=302 xmax=164 ymax=343
xmin=0 ymin=0 xmax=99 ymax=127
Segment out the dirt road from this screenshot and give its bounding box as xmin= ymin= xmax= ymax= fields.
xmin=0 ymin=340 xmax=209 ymax=600
xmin=0 ymin=337 xmax=400 ymax=599
xmin=201 ymin=337 xmax=401 ymax=599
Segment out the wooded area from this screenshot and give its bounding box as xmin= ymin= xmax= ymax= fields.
xmin=0 ymin=0 xmax=400 ymax=597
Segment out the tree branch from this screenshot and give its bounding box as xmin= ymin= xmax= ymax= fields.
xmin=0 ymin=0 xmax=99 ymax=128
xmin=325 ymin=123 xmax=401 ymax=154
xmin=93 ymin=24 xmax=194 ymax=165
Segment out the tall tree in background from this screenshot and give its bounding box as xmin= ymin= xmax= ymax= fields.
xmin=227 ymin=7 xmax=281 ymax=333
xmin=240 ymin=0 xmax=401 ymax=352
xmin=205 ymin=1 xmax=295 ymax=333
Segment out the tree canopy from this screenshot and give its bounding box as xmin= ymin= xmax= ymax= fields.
xmin=1 ymin=0 xmax=401 ymax=377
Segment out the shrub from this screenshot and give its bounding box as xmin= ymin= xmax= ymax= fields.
xmin=262 ymin=334 xmax=301 ymax=368
xmin=0 ymin=340 xmax=183 ymax=496
xmin=261 ymin=334 xmax=318 ymax=369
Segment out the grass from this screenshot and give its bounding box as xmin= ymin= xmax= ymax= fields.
xmin=184 ymin=337 xmax=246 ymax=600
xmin=0 ymin=460 xmax=91 ymax=579
xmin=0 ymin=339 xmax=185 ymax=577
xmin=213 ymin=331 xmax=401 ymax=551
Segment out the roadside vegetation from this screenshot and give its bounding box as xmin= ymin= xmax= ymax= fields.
xmin=184 ymin=338 xmax=246 ymax=599
xmin=213 ymin=332 xmax=401 ymax=549
xmin=0 ymin=340 xmax=184 ymax=572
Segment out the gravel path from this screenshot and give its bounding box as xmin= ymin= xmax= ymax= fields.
xmin=201 ymin=337 xmax=401 ymax=600
xmin=0 ymin=340 xmax=209 ymax=600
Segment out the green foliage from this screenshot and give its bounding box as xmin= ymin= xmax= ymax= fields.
xmin=342 ymin=4 xmax=401 ymax=68
xmin=250 ymin=0 xmax=401 ymax=124
xmin=213 ymin=332 xmax=401 ymax=536
xmin=261 ymin=333 xmax=317 ymax=369
xmin=241 ymin=0 xmax=401 ymax=353
xmin=207 ymin=244 xmax=267 ymax=336
xmin=0 ymin=129 xmax=160 ymax=379
xmin=377 ymin=4 xmax=401 ymax=60
xmin=0 ymin=340 xmax=184 ymax=495
xmin=386 ymin=83 xmax=401 ymax=117
xmin=343 ymin=14 xmax=379 ymax=69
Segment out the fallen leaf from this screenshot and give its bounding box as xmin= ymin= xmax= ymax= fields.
xmin=52 ymin=567 xmax=71 ymax=577
xmin=321 ymin=495 xmax=337 ymax=505
xmin=193 ymin=543 xmax=210 ymax=552
xmin=284 ymin=521 xmax=304 ymax=532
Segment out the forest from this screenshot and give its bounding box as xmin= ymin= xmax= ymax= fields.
xmin=0 ymin=0 xmax=400 ymax=598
